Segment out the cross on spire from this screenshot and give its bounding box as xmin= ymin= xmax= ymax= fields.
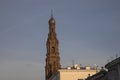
xmin=51 ymin=9 xmax=53 ymax=18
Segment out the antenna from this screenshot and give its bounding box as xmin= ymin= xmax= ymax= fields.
xmin=72 ymin=60 xmax=74 ymax=66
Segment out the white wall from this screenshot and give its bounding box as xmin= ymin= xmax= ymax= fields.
xmin=59 ymin=70 xmax=97 ymax=80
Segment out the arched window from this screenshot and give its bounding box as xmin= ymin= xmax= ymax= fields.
xmin=52 ymin=47 xmax=55 ymax=53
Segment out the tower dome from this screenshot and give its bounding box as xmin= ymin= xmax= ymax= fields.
xmin=49 ymin=17 xmax=56 ymax=24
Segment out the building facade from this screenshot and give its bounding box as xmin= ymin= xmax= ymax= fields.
xmin=48 ymin=64 xmax=98 ymax=80
xmin=45 ymin=15 xmax=61 ymax=80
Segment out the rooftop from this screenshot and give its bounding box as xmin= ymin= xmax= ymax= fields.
xmin=105 ymin=57 xmax=120 ymax=69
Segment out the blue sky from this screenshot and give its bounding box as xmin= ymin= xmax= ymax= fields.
xmin=0 ymin=0 xmax=120 ymax=80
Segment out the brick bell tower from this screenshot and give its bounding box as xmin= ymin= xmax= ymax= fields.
xmin=45 ymin=13 xmax=61 ymax=80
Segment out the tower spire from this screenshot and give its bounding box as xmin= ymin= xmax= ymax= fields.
xmin=51 ymin=9 xmax=53 ymax=18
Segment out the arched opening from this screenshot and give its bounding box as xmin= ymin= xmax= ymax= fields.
xmin=52 ymin=47 xmax=55 ymax=53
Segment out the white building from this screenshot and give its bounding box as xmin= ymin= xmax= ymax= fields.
xmin=48 ymin=64 xmax=99 ymax=80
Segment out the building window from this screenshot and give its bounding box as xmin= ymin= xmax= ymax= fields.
xmin=52 ymin=47 xmax=55 ymax=53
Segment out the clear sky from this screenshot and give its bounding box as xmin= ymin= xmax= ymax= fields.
xmin=0 ymin=0 xmax=120 ymax=80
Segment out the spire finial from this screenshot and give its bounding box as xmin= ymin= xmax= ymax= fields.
xmin=51 ymin=9 xmax=53 ymax=18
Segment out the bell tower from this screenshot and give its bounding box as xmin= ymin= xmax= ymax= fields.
xmin=45 ymin=13 xmax=61 ymax=80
